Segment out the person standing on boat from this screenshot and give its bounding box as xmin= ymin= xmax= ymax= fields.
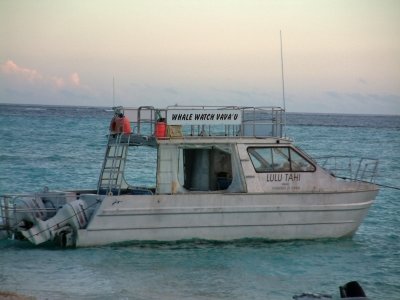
xmin=115 ymin=112 xmax=132 ymax=134
xmin=110 ymin=112 xmax=131 ymax=134
xmin=109 ymin=113 xmax=118 ymax=134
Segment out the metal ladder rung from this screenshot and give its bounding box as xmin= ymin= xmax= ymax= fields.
xmin=102 ymin=168 xmax=124 ymax=172
xmin=97 ymin=133 xmax=131 ymax=195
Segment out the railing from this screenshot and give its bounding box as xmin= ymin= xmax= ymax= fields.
xmin=240 ymin=107 xmax=284 ymax=137
xmin=0 ymin=194 xmax=39 ymax=237
xmin=118 ymin=105 xmax=285 ymax=139
xmin=0 ymin=195 xmax=12 ymax=235
xmin=317 ymin=156 xmax=379 ymax=183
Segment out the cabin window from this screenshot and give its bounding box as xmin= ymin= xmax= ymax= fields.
xmin=247 ymin=147 xmax=315 ymax=172
xmin=180 ymin=147 xmax=232 ymax=191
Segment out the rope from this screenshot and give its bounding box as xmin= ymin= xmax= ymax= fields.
xmin=334 ymin=175 xmax=400 ymax=191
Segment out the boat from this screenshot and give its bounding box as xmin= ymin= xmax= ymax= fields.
xmin=0 ymin=105 xmax=379 ymax=247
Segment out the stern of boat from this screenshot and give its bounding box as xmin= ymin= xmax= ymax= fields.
xmin=0 ymin=190 xmax=102 ymax=247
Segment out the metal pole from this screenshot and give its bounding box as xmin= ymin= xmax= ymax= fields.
xmin=280 ymin=30 xmax=287 ymax=136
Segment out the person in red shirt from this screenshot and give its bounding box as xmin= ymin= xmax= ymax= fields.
xmin=110 ymin=112 xmax=131 ymax=134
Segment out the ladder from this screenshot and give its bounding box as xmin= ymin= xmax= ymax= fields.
xmin=97 ymin=134 xmax=131 ymax=196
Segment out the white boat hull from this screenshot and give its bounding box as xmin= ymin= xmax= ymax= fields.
xmin=76 ymin=190 xmax=377 ymax=247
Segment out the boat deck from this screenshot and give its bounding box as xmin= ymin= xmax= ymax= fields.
xmin=117 ymin=106 xmax=285 ymax=143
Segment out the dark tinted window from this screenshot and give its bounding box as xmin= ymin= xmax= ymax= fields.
xmin=248 ymin=147 xmax=315 ymax=172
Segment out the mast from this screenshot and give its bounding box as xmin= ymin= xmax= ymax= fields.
xmin=113 ymin=76 xmax=115 ymax=107
xmin=280 ymin=30 xmax=287 ymax=136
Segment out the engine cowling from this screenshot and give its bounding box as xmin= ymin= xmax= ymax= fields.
xmin=21 ymin=199 xmax=88 ymax=246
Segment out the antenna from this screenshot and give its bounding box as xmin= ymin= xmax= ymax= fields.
xmin=112 ymin=76 xmax=115 ymax=107
xmin=280 ymin=30 xmax=287 ymax=136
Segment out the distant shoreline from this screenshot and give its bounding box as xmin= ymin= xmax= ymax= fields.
xmin=0 ymin=102 xmax=398 ymax=117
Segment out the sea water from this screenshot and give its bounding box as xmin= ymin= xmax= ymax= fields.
xmin=0 ymin=104 xmax=399 ymax=299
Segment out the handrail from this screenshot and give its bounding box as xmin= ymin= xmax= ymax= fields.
xmin=119 ymin=105 xmax=286 ymax=139
xmin=316 ymin=156 xmax=379 ymax=183
xmin=0 ymin=195 xmax=11 ymax=233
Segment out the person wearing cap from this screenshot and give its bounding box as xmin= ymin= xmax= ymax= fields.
xmin=114 ymin=112 xmax=132 ymax=134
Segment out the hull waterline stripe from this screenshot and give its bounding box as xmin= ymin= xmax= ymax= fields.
xmin=86 ymin=220 xmax=356 ymax=232
xmin=99 ymin=205 xmax=371 ymax=217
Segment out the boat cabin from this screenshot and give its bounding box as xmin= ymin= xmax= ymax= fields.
xmin=97 ymin=105 xmax=378 ymax=197
xmin=99 ymin=106 xmax=323 ymax=196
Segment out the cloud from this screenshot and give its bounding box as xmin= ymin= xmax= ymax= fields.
xmin=69 ymin=72 xmax=80 ymax=86
xmin=1 ymin=59 xmax=81 ymax=89
xmin=1 ymin=60 xmax=43 ymax=82
xmin=51 ymin=76 xmax=65 ymax=88
xmin=0 ymin=59 xmax=93 ymax=105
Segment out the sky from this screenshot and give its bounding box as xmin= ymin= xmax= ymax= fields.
xmin=0 ymin=0 xmax=399 ymax=114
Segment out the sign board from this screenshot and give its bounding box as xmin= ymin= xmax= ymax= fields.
xmin=166 ymin=109 xmax=242 ymax=125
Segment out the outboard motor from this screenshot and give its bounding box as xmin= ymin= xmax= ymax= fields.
xmin=21 ymin=199 xmax=88 ymax=247
xmin=10 ymin=191 xmax=77 ymax=231
xmin=13 ymin=197 xmax=48 ymax=226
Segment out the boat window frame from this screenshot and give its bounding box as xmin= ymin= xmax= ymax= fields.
xmin=247 ymin=146 xmax=316 ymax=173
xmin=177 ymin=145 xmax=233 ymax=191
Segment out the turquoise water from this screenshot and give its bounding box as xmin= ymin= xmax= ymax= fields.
xmin=0 ymin=104 xmax=399 ymax=299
